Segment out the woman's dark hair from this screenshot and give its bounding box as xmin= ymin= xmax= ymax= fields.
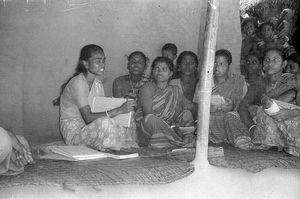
xmin=241 ymin=17 xmax=258 ymax=32
xmin=53 ymin=44 xmax=104 ymax=106
xmin=259 ymin=21 xmax=275 ymax=32
xmin=128 ymin=51 xmax=147 ymax=63
xmin=263 ymin=47 xmax=284 ymax=60
xmin=246 ymin=51 xmax=263 ymax=63
xmin=151 ymin=56 xmax=174 ymax=72
xmin=286 ymin=52 xmax=300 ymax=65
xmin=215 ymin=49 xmax=232 ymax=65
xmin=176 ymin=51 xmax=199 ymax=67
xmin=161 ymin=43 xmax=177 ymax=55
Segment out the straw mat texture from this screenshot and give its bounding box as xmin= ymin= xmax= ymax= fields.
xmin=208 ymin=144 xmax=300 ymax=173
xmin=0 ymin=156 xmax=194 ymax=188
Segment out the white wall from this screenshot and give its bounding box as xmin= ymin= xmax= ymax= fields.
xmin=216 ymin=0 xmax=242 ymax=74
xmin=0 ymin=0 xmax=241 ymax=143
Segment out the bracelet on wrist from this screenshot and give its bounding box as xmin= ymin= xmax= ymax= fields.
xmin=248 ymin=124 xmax=256 ymax=132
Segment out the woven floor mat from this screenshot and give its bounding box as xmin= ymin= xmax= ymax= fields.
xmin=0 ymin=156 xmax=194 ymax=188
xmin=208 ymin=144 xmax=300 ymax=173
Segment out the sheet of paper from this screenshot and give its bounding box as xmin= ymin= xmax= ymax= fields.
xmin=211 ymin=94 xmax=226 ymax=106
xmin=90 ymin=97 xmax=127 ymax=112
xmin=48 ymin=145 xmax=107 ymax=160
xmin=90 ymin=97 xmax=132 ymax=127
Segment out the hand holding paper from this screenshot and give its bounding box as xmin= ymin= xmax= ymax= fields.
xmin=90 ymin=97 xmax=135 ymax=127
xmin=211 ymin=94 xmax=226 ymax=107
xmin=119 ymin=99 xmax=137 ymax=114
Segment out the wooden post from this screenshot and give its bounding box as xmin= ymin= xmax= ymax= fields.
xmin=192 ymin=0 xmax=219 ymax=166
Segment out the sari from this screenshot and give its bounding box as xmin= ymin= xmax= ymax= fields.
xmin=136 ymin=82 xmax=194 ymax=148
xmin=253 ymin=73 xmax=300 ymax=157
xmin=0 ymin=127 xmax=31 ymax=175
xmin=226 ymin=73 xmax=300 ymax=153
xmin=60 ymin=73 xmax=137 ymax=150
xmin=194 ymin=74 xmax=248 ymax=146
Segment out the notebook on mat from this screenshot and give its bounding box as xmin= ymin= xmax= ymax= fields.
xmin=103 ymin=150 xmax=139 ymax=160
xmin=49 ymin=145 xmax=107 ymax=161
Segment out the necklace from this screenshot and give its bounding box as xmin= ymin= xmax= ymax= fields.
xmin=129 ymin=75 xmax=139 ymax=95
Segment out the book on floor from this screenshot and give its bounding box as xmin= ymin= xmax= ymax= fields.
xmin=90 ymin=97 xmax=133 ymax=127
xmin=103 ymin=150 xmax=139 ymax=160
xmin=48 ymin=145 xmax=107 ymax=161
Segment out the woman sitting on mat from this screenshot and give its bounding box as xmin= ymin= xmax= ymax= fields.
xmin=0 ymin=127 xmax=33 ymax=175
xmin=227 ymin=47 xmax=300 ymax=156
xmin=135 ymin=57 xmax=195 ymax=148
xmin=59 ymin=44 xmax=137 ymax=150
xmin=169 ymin=51 xmax=199 ymax=120
xmin=194 ymin=49 xmax=251 ymax=150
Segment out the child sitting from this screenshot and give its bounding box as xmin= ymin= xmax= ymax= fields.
xmin=161 ymin=43 xmax=179 ymax=79
xmin=244 ymin=52 xmax=263 ymax=86
xmin=257 ymin=22 xmax=283 ymax=54
xmin=257 ymin=21 xmax=295 ymax=58
xmin=240 ymin=17 xmax=259 ymax=75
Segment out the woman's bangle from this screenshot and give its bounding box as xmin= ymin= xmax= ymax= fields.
xmin=248 ymin=124 xmax=256 ymax=132
xmin=106 ymin=111 xmax=110 ymax=118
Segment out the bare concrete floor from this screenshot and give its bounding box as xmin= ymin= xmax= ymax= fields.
xmin=1 ymin=163 xmax=300 ymax=199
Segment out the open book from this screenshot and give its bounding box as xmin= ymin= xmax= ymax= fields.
xmin=48 ymin=145 xmax=107 ymax=161
xmin=90 ymin=97 xmax=132 ymax=127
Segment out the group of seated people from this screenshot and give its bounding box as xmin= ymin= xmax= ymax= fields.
xmin=57 ymin=41 xmax=300 ymax=158
xmin=1 ymin=38 xmax=300 ymax=176
xmin=240 ymin=7 xmax=297 ymax=76
xmin=59 ymin=44 xmax=198 ymax=150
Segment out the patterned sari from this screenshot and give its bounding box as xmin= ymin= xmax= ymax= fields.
xmin=0 ymin=128 xmax=31 ymax=175
xmin=253 ymin=74 xmax=300 ymax=157
xmin=136 ymin=82 xmax=194 ymax=148
xmin=60 ymin=74 xmax=137 ymax=151
xmin=208 ymin=74 xmax=247 ymax=144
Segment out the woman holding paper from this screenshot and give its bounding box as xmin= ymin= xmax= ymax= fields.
xmin=59 ymin=44 xmax=137 ymax=150
xmin=136 ymin=57 xmax=195 ymax=148
xmin=193 ymin=49 xmax=251 ymax=149
xmin=232 ymin=48 xmax=300 ymax=156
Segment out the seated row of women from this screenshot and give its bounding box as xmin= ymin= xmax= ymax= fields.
xmin=3 ymin=44 xmax=300 ymax=176
xmin=58 ymin=44 xmax=300 ymax=158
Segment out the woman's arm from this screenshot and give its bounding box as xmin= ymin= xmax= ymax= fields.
xmin=112 ymin=77 xmax=124 ymax=98
xmin=78 ymin=101 xmax=136 ymax=124
xmin=138 ymin=83 xmax=155 ymax=116
xmin=276 ymin=90 xmax=296 ymax=103
xmin=5 ymin=129 xmax=34 ymax=166
xmin=271 ymin=108 xmax=300 ymax=121
xmin=238 ymin=86 xmax=260 ymax=128
xmin=267 ymin=75 xmax=298 ymax=98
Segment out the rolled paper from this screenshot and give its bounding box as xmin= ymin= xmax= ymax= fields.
xmin=264 ymin=100 xmax=280 ymax=115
